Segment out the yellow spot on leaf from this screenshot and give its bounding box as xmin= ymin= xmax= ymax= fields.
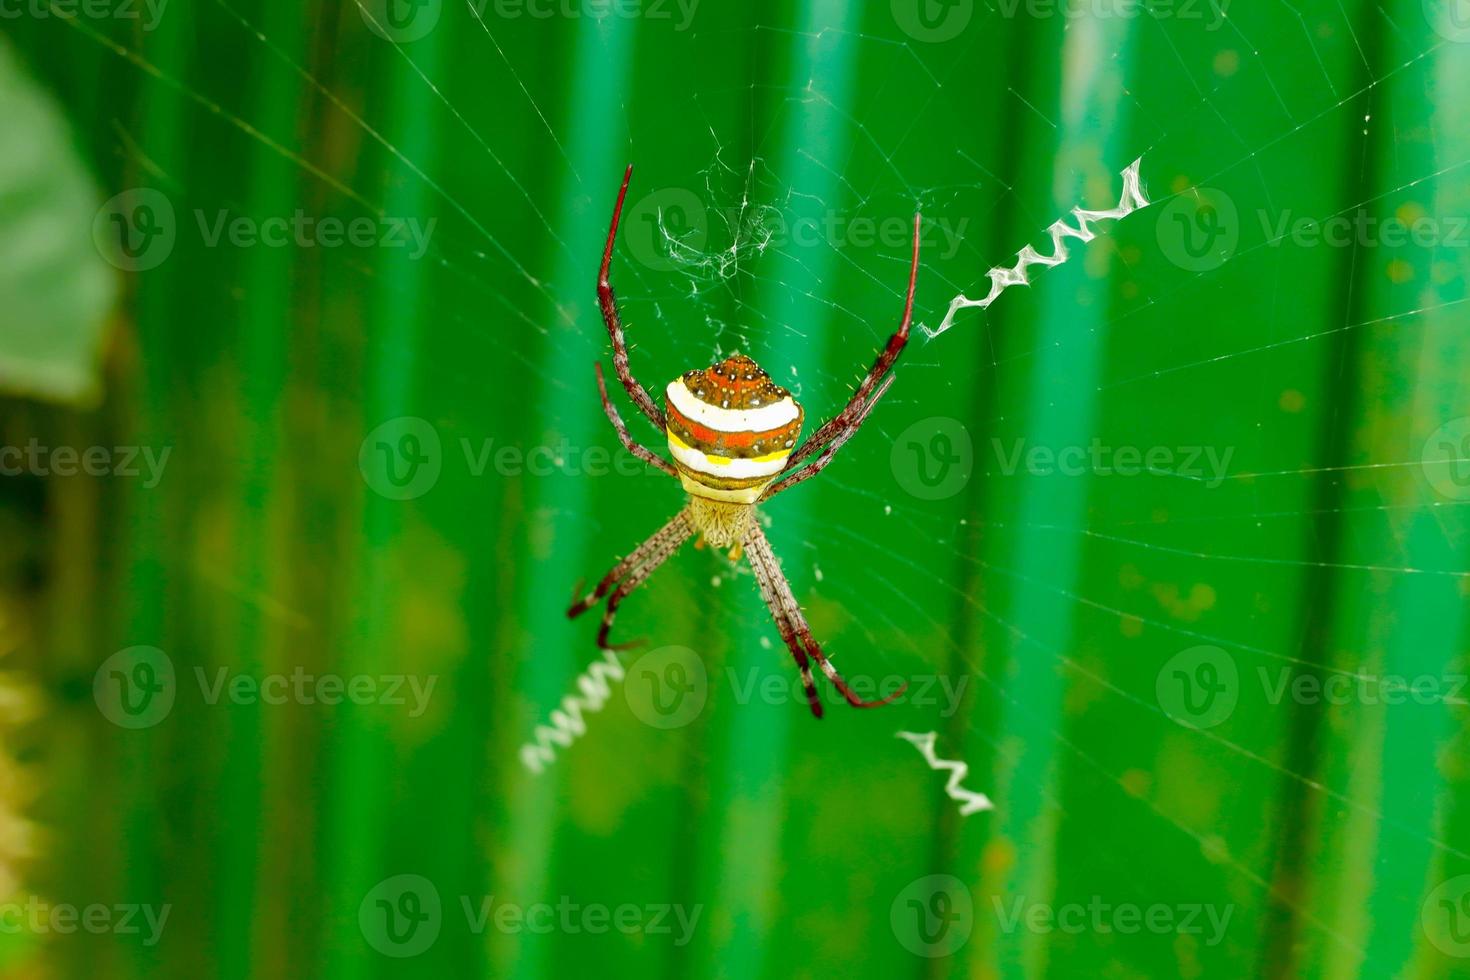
xmin=982 ymin=837 xmax=1016 ymax=875
xmin=1120 ymin=769 xmax=1152 ymax=798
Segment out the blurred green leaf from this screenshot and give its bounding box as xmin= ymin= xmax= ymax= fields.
xmin=0 ymin=38 xmax=114 ymax=406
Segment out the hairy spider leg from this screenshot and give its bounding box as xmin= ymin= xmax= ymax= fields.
xmin=763 ymin=374 xmax=894 ymax=498
xmin=743 ymin=520 xmax=907 ymax=716
xmin=743 ymin=523 xmax=822 ymax=717
xmin=783 ymin=212 xmax=921 ymax=471
xmin=567 ymin=509 xmax=695 ymax=650
xmin=598 ymin=165 xmax=665 ymax=432
xmin=594 ymin=363 xmax=676 ymax=477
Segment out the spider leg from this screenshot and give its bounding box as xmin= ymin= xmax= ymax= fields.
xmin=761 ymin=374 xmax=893 ymax=499
xmin=744 ymin=523 xmax=822 ymax=717
xmin=594 ymin=363 xmax=676 ymax=477
xmin=799 ymin=628 xmax=907 ymax=710
xmin=598 ymin=165 xmax=666 ymax=433
xmin=744 ymin=521 xmax=905 ymax=716
xmin=568 ymin=509 xmax=691 ymax=619
xmin=594 ymin=538 xmax=686 ymax=650
xmin=569 ymin=510 xmax=694 ymax=651
xmin=783 ymin=212 xmax=921 ymax=472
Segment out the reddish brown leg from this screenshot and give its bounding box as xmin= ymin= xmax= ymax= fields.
xmin=568 ymin=509 xmax=691 ymax=619
xmin=594 ymin=549 xmax=682 ymax=651
xmin=598 ymin=165 xmax=665 ymax=432
xmin=594 ymin=363 xmax=676 ymax=477
xmin=743 ymin=521 xmax=905 ymax=716
xmin=744 ymin=524 xmax=822 ymax=717
xmin=761 ymin=374 xmax=894 ymax=498
xmin=800 ymin=627 xmax=907 ymax=710
xmin=783 ymin=212 xmax=921 ymax=471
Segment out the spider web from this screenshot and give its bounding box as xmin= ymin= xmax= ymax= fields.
xmin=36 ymin=0 xmax=1470 ymax=976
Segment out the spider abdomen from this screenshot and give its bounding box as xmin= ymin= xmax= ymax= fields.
xmin=665 ymin=353 xmax=803 ymax=504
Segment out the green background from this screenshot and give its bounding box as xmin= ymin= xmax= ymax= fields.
xmin=0 ymin=0 xmax=1468 ymax=977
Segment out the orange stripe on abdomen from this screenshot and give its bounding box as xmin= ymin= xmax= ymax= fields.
xmin=665 ymin=402 xmax=801 ymax=457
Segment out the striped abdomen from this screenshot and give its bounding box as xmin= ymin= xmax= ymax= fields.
xmin=665 ymin=353 xmax=803 ymax=504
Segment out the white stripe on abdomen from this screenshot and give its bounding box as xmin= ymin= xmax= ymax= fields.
xmin=665 ymin=379 xmax=799 ymax=433
xmin=668 ymin=438 xmax=789 ymax=480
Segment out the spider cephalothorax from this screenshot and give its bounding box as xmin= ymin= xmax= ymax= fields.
xmin=568 ymin=165 xmax=921 ymax=718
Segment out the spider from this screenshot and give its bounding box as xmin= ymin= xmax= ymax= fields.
xmin=568 ymin=165 xmax=921 ymax=719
